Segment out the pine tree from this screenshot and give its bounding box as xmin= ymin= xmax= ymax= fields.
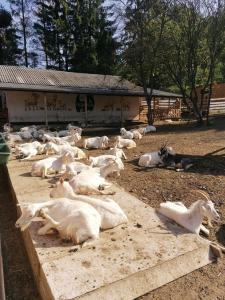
xmin=0 ymin=8 xmax=21 ymax=65
xmin=8 ymin=0 xmax=33 ymax=67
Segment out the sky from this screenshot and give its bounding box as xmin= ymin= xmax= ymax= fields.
xmin=1 ymin=0 xmax=10 ymax=10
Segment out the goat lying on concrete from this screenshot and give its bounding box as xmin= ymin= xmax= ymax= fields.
xmin=15 ymin=141 xmax=45 ymax=160
xmin=44 ymin=142 xmax=86 ymax=159
xmin=138 ymin=145 xmax=175 ymax=168
xmin=51 ymin=158 xmax=121 ymax=195
xmin=83 ymin=136 xmax=109 ymax=149
xmin=50 ymin=181 xmax=128 ymax=230
xmin=31 ymin=151 xmax=74 ymax=178
xmin=64 ymin=162 xmax=92 ymax=179
xmin=114 ymin=136 xmax=136 ymax=149
xmin=158 ymin=190 xmax=220 ymax=236
xmin=15 ymin=199 xmax=101 ymax=245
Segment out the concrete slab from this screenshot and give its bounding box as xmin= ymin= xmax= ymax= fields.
xmin=7 ymin=158 xmax=214 ymax=300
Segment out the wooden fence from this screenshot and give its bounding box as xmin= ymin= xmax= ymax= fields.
xmin=139 ymin=98 xmax=182 ymax=121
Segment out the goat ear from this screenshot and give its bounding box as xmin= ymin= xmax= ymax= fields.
xmin=59 ymin=177 xmax=64 ymax=184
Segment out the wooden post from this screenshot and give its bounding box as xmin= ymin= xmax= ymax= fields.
xmin=44 ymin=93 xmax=48 ymax=128
xmin=84 ymin=95 xmax=88 ymax=127
xmin=120 ymin=97 xmax=124 ymax=126
xmin=0 ymin=235 xmax=6 ymax=300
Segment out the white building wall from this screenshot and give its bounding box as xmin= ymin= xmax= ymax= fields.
xmin=6 ymin=91 xmax=140 ymax=123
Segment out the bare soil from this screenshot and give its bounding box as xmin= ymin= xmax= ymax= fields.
xmin=2 ymin=117 xmax=225 ymax=299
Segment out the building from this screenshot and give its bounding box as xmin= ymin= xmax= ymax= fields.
xmin=195 ymin=83 xmax=225 ymax=116
xmin=0 ymin=66 xmax=182 ymax=125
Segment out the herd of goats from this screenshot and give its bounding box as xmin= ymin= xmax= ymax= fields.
xmin=0 ymin=123 xmax=223 ymax=253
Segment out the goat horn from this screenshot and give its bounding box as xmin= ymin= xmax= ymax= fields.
xmin=191 ymin=189 xmax=210 ymax=201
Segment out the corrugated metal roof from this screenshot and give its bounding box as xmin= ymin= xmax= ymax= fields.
xmin=0 ymin=65 xmax=182 ymax=98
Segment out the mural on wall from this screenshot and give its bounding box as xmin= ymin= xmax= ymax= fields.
xmin=24 ymin=93 xmax=40 ymax=111
xmin=24 ymin=93 xmax=72 ymax=111
xmin=102 ymin=101 xmax=131 ymax=112
xmin=75 ymin=95 xmax=95 ymax=112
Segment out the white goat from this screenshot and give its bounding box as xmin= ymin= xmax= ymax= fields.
xmin=15 ymin=199 xmax=101 ymax=245
xmin=89 ymin=155 xmax=124 ymax=175
xmin=135 ymin=125 xmax=156 ymax=135
xmin=3 ymin=123 xmax=13 ymax=133
xmin=51 ymin=159 xmax=121 ymax=195
xmin=83 ymin=136 xmax=109 ymax=149
xmin=50 ymin=181 xmax=128 ymax=230
xmin=6 ymin=133 xmax=23 ymax=147
xmin=60 ymin=132 xmax=81 ymax=146
xmin=44 ymin=142 xmax=86 ymax=159
xmin=138 ymin=146 xmax=175 ymax=168
xmin=64 ymin=162 xmax=92 ymax=179
xmin=120 ymin=128 xmax=134 ymax=139
xmin=114 ymin=136 xmax=136 ymax=149
xmin=107 ymin=147 xmax=127 ymax=160
xmin=67 ymin=124 xmax=83 ymax=136
xmin=158 ymin=190 xmax=220 ymax=236
xmin=15 ymin=141 xmax=44 ymax=160
xmin=31 ymin=151 xmax=74 ymax=178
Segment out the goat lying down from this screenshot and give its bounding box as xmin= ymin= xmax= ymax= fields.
xmin=51 ymin=157 xmax=123 ymax=196
xmin=158 ymin=190 xmax=220 ymax=236
xmin=50 ymin=181 xmax=128 ymax=230
xmin=15 ymin=199 xmax=101 ymax=245
xmin=31 ymin=151 xmax=74 ymax=178
xmin=138 ymin=145 xmax=175 ymax=168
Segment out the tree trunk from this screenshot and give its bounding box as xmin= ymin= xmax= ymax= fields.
xmin=21 ymin=0 xmax=28 ymax=67
xmin=145 ymin=92 xmax=154 ymax=125
xmin=206 ymin=83 xmax=213 ymax=125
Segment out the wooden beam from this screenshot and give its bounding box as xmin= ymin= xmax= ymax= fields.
xmin=44 ymin=93 xmax=48 ymax=128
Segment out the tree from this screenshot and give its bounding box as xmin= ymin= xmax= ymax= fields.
xmin=163 ymin=0 xmax=225 ymax=124
xmin=9 ymin=0 xmax=34 ymax=67
xmin=119 ymin=0 xmax=171 ymax=124
xmin=0 ymin=8 xmax=21 ymax=65
xmin=70 ymin=0 xmax=118 ymax=74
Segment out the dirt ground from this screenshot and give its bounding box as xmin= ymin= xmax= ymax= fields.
xmin=2 ymin=117 xmax=225 ymax=299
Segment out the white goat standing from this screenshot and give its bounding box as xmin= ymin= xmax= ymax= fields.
xmin=50 ymin=181 xmax=128 ymax=229
xmin=114 ymin=136 xmax=136 ymax=149
xmin=158 ymin=190 xmax=220 ymax=236
xmin=83 ymin=136 xmax=109 ymax=149
xmin=15 ymin=199 xmax=101 ymax=245
xmin=31 ymin=151 xmax=74 ymax=178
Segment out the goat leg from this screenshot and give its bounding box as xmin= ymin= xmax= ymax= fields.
xmin=200 ymin=224 xmax=209 ymax=236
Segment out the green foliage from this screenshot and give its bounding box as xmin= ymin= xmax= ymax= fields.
xmin=0 ymin=8 xmax=21 ymax=65
xmin=33 ymin=0 xmax=118 ymax=73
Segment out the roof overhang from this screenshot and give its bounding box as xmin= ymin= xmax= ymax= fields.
xmin=0 ymin=83 xmax=182 ymax=98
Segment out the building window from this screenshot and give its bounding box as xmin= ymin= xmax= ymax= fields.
xmin=75 ymin=95 xmax=95 ymax=112
xmin=87 ymin=95 xmax=95 ymax=111
xmin=0 ymin=93 xmax=6 ymax=112
xmin=76 ymin=95 xmax=85 ymax=112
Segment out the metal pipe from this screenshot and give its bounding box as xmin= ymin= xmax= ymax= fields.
xmin=0 ymin=234 xmax=6 ymax=300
